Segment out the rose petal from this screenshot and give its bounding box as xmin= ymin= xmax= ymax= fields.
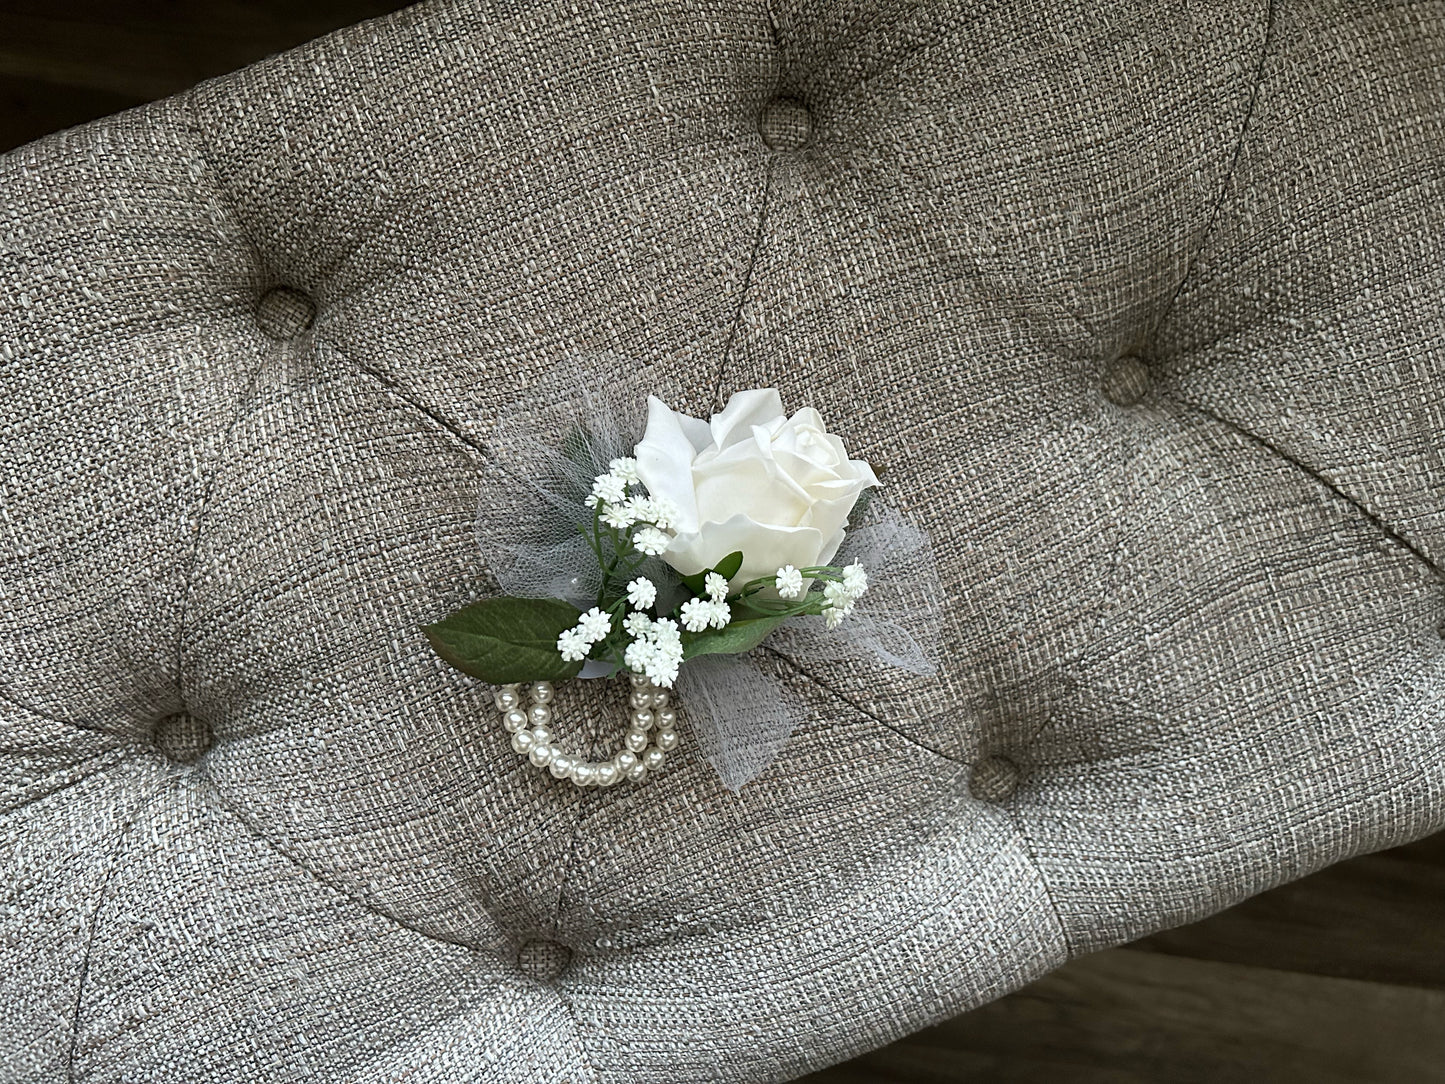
xmin=709 ymin=388 xmax=785 ymax=450
xmin=815 ymin=526 xmax=847 ymax=567
xmin=634 ymin=395 xmax=706 ymax=533
xmin=801 ymin=492 xmax=867 ymax=549
xmin=786 ymin=406 xmax=828 ymax=434
xmin=772 ymin=447 xmax=846 ymax=489
xmin=692 ymin=453 xmax=811 ymax=529
xmin=664 ymin=514 xmax=826 ymax=591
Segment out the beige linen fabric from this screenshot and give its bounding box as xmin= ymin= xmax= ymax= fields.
xmin=3 ymin=0 xmax=1443 ymax=1079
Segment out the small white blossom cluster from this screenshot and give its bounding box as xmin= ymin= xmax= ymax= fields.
xmin=622 ymin=611 xmax=685 ymax=687
xmin=822 ymin=562 xmax=869 ymax=628
xmin=773 ymin=561 xmax=869 ymax=629
xmin=557 ymin=606 xmax=614 ymax=662
xmin=585 ymin=457 xmax=679 ymax=556
xmin=680 ymin=571 xmax=731 ymax=632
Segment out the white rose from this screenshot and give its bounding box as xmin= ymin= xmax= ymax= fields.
xmin=632 ymin=388 xmax=880 ymax=593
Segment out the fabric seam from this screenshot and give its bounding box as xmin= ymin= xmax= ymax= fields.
xmin=711 ymin=158 xmax=775 ymax=412
xmin=67 ymin=778 xmax=166 ymax=1082
xmin=195 ymin=775 xmax=483 ymax=953
xmin=1177 ymin=397 xmax=1444 ymax=582
xmin=1151 ymin=0 xmax=1277 ymax=338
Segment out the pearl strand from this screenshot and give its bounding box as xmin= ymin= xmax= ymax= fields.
xmin=493 ymin=673 xmax=678 ymax=787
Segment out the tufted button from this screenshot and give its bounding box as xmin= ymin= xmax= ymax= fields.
xmin=516 ymin=939 xmax=572 ymax=982
xmin=758 ymin=97 xmax=812 ymax=151
xmin=255 ymin=286 xmax=316 ymax=340
xmin=1101 ymin=354 xmax=1152 ymax=406
xmin=969 ymin=755 xmax=1020 ymax=803
xmin=153 ymin=711 xmax=213 ymax=764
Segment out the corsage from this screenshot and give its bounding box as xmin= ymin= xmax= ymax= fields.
xmin=425 ymin=357 xmax=942 ymax=791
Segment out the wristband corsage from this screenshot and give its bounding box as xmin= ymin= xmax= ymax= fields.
xmin=425 ymin=357 xmax=941 ymax=791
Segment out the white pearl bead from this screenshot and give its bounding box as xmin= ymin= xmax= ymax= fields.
xmin=529 ymin=744 xmax=553 ymax=767
xmin=644 ymin=747 xmax=666 ymax=772
xmin=629 ymin=690 xmax=651 ymax=710
xmin=625 ymin=730 xmax=648 ymax=754
xmin=531 ymin=681 xmax=555 ymax=704
xmin=630 ymin=708 xmax=654 ymax=730
xmin=549 ymin=753 xmax=574 ymax=779
xmin=656 ymin=729 xmax=679 ymax=752
xmin=531 ymin=726 xmax=553 ymax=746
xmin=651 ymin=692 xmax=670 ymax=710
xmin=494 ymin=687 xmax=520 ymax=712
xmin=655 ymin=707 xmax=677 ymax=729
xmin=528 ymin=703 xmax=553 ymax=727
xmin=596 ymin=763 xmax=620 ymax=787
xmin=626 ymin=762 xmax=648 ymax=782
xmin=615 ymin=750 xmax=638 ymax=772
xmin=502 ymin=709 xmax=529 ymax=733
xmin=572 ymin=762 xmax=596 ymax=787
xmin=629 ymin=672 xmax=651 ymax=689
xmin=511 ymin=730 xmax=535 ymax=754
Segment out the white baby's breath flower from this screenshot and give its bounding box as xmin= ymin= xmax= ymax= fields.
xmin=557 ymin=628 xmax=590 ymax=662
xmin=577 ymin=607 xmax=612 ymax=643
xmin=634 ymin=526 xmax=671 ymax=556
xmin=680 ymin=597 xmax=712 ymax=632
xmin=584 ymin=493 xmax=601 ymax=509
xmin=609 ymin=456 xmax=640 ymax=485
xmin=704 ymin=571 xmax=729 ymax=603
xmin=624 ymin=638 xmax=653 ymax=674
xmin=842 ymin=562 xmax=868 ymax=594
xmin=651 ymin=617 xmax=682 ymax=646
xmin=602 ymin=503 xmax=637 ymax=529
xmin=645 ymin=495 xmax=680 ymax=531
xmin=645 ymin=654 xmax=679 ymax=688
xmin=619 ymin=496 xmax=652 ymax=524
xmin=623 ymin=610 xmax=653 ymax=637
xmin=624 ymin=615 xmax=684 ymax=687
xmin=707 ymin=600 xmax=731 ymax=629
xmin=821 ymin=581 xmax=857 ymax=629
xmin=591 ymin=472 xmax=627 ymax=505
xmin=626 ymin=577 xmax=657 ymax=610
xmin=775 ymin=565 xmax=804 ymax=599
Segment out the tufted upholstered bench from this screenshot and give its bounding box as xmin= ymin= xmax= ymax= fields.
xmin=3 ymin=1 xmax=1443 ymax=1080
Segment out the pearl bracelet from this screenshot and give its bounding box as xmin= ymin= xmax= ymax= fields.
xmin=494 ymin=672 xmax=679 ymax=787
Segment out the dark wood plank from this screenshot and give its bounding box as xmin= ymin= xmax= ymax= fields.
xmin=0 ymin=72 xmax=148 ymax=153
xmin=1134 ymin=832 xmax=1445 ymax=990
xmin=0 ymin=0 xmax=408 ymax=151
xmin=804 ymin=948 xmax=1445 ymax=1084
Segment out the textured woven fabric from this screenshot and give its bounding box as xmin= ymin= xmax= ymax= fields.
xmin=3 ymin=0 xmax=1443 ymax=1080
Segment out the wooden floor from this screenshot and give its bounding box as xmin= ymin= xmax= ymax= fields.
xmin=806 ymin=832 xmax=1445 ymax=1082
xmin=6 ymin=4 xmax=1444 ymax=1080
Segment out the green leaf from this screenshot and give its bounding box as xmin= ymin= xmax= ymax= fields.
xmin=423 ymin=597 xmax=585 ymax=684
xmin=682 ymin=614 xmax=790 ymax=660
xmin=713 ymin=550 xmax=744 ymax=582
xmin=680 ymin=550 xmax=744 ymax=596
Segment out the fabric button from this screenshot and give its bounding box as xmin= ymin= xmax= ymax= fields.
xmin=969 ymin=755 xmax=1020 ymax=803
xmin=516 ymin=939 xmax=572 ymax=981
xmin=758 ymin=97 xmax=812 ymax=151
xmin=1101 ymin=355 xmax=1151 ymax=406
xmin=255 ymin=285 xmax=316 ymax=340
xmin=153 ymin=711 xmax=213 ymax=764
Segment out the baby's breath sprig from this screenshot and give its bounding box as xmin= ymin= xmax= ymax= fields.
xmin=731 ymin=561 xmax=870 ymax=629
